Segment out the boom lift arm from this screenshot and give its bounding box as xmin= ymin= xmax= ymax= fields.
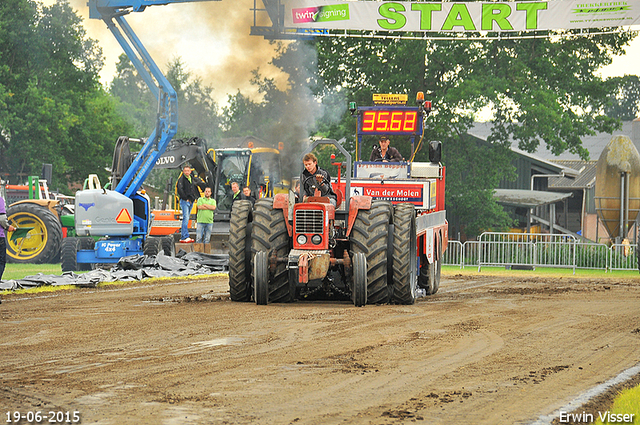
xmin=88 ymin=0 xmax=220 ymax=198
xmin=61 ymin=0 xmax=221 ymax=271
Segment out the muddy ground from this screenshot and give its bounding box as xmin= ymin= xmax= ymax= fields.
xmin=1 ymin=273 xmax=639 ymax=425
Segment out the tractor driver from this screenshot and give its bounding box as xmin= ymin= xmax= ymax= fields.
xmin=301 ymin=153 xmax=337 ymax=207
xmin=370 ymin=135 xmax=404 ymax=162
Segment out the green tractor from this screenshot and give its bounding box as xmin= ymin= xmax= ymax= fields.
xmin=3 ymin=176 xmax=73 ymax=264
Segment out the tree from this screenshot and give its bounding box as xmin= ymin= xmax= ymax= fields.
xmin=314 ymin=31 xmax=638 ymax=237
xmin=110 ymin=55 xmax=222 ymax=142
xmin=165 ymin=57 xmax=222 ymax=141
xmin=606 ymin=75 xmax=640 ymax=121
xmin=109 ymin=53 xmax=157 ymax=137
xmin=109 ymin=56 xmax=223 ymax=194
xmin=0 ymin=0 xmax=131 ymax=187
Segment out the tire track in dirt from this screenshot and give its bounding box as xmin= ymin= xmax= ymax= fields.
xmin=1 ymin=275 xmax=639 ymax=424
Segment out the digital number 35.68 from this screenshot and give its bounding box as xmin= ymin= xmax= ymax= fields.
xmin=361 ymin=110 xmax=417 ymax=133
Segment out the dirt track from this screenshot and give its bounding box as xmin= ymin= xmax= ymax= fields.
xmin=1 ymin=273 xmax=639 ymax=425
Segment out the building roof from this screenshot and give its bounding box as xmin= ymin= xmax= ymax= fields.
xmin=511 ymin=147 xmax=580 ymax=177
xmin=494 ymin=189 xmax=573 ymax=208
xmin=548 ymin=160 xmax=597 ymax=189
xmin=469 ymin=121 xmax=636 ymax=162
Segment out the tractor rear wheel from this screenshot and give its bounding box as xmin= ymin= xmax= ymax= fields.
xmin=254 ymin=251 xmax=268 ymax=305
xmin=6 ymin=203 xmax=62 ymax=264
xmin=350 ymin=201 xmax=391 ymax=304
xmin=228 ymin=200 xmax=253 ymax=302
xmin=390 ymin=203 xmax=417 ymax=305
xmin=419 ymin=242 xmax=442 ymax=295
xmin=252 ymin=198 xmax=291 ymax=303
xmin=352 ymin=252 xmax=367 ymax=307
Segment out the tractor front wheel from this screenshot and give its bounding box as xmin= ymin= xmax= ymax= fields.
xmin=254 ymin=251 xmax=269 ymax=305
xmin=352 ymin=252 xmax=367 ymax=307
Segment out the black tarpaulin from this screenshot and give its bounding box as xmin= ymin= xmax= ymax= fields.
xmin=0 ymin=252 xmax=229 ymax=291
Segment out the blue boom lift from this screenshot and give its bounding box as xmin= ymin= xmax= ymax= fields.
xmin=60 ymin=0 xmax=219 ymax=271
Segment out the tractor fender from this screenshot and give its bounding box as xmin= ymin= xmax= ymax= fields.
xmin=10 ymin=199 xmax=60 ymax=218
xmin=273 ymin=193 xmax=292 ymax=236
xmin=346 ymin=195 xmax=372 ymax=238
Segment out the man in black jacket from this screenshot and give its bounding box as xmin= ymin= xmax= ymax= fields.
xmin=370 ymin=135 xmax=404 ymax=162
xmin=242 ymin=186 xmax=256 ymax=206
xmin=176 ymin=165 xmax=205 ymax=243
xmin=302 ymin=153 xmax=337 ymax=206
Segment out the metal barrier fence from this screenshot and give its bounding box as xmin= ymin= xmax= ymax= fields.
xmin=610 ymin=243 xmax=637 ymax=271
xmin=441 ymin=232 xmax=638 ymax=272
xmin=575 ymin=242 xmax=609 ymax=270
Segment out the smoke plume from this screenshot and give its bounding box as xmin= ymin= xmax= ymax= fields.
xmin=43 ymin=0 xmax=289 ymax=103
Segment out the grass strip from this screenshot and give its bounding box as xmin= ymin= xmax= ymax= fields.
xmin=594 ymin=385 xmax=640 ymax=425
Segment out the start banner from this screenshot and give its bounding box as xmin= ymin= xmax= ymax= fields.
xmin=284 ymin=0 xmax=640 ymax=33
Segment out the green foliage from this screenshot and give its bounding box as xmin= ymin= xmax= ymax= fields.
xmin=606 ymin=75 xmax=640 ymax=121
xmin=314 ymin=31 xmax=637 ymax=237
xmin=0 ymin=0 xmax=131 ymax=187
xmin=109 ymin=53 xmax=156 ymax=137
xmin=109 ymin=55 xmax=222 ymax=142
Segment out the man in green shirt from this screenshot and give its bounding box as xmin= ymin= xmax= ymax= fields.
xmin=196 ymin=187 xmax=216 ymax=244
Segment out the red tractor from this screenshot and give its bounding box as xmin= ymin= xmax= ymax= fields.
xmin=227 ymin=93 xmax=447 ymax=306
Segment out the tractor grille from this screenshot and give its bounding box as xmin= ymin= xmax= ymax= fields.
xmin=295 ymin=210 xmax=323 ymax=234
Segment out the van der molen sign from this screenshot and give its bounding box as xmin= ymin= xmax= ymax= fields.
xmin=285 ymin=0 xmax=640 ymax=33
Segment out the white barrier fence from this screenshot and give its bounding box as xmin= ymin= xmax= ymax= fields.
xmin=442 ymin=233 xmax=638 ymax=273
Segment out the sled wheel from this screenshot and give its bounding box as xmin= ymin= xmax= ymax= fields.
xmin=419 ymin=241 xmax=442 ymax=295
